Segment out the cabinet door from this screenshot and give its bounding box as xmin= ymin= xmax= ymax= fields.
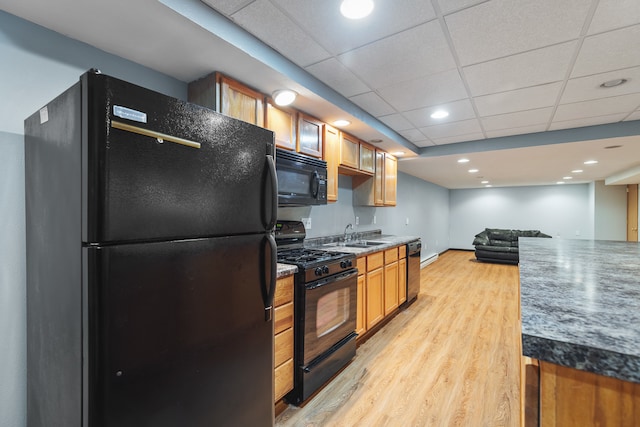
xmin=398 ymin=257 xmax=407 ymax=305
xmin=265 ymin=102 xmax=296 ymax=151
xmin=359 ymin=143 xmax=375 ymax=174
xmin=384 ymin=153 xmax=397 ymax=206
xmin=366 ymin=268 xmax=384 ymax=329
xmin=374 ymin=150 xmax=384 ymax=206
xmin=323 ymin=124 xmax=340 ymax=202
xmin=298 ymin=113 xmax=323 ymax=158
xmin=356 ymin=273 xmax=366 ymax=336
xmin=219 ymin=75 xmax=264 ymax=126
xmin=340 ymin=132 xmax=359 ymax=169
xmin=384 ymin=261 xmax=399 ymax=315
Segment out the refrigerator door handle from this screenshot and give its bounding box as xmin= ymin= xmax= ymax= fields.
xmin=263 ymin=233 xmax=277 ymax=322
xmin=111 ymin=120 xmax=201 ymax=149
xmin=265 ymin=154 xmax=278 ymax=230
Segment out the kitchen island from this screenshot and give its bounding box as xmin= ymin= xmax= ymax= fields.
xmin=519 ymin=238 xmax=640 ymax=426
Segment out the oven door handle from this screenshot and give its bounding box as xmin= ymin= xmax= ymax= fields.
xmin=305 ymin=268 xmax=358 ymax=290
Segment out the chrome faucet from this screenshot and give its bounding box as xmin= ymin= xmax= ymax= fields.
xmin=344 ymin=223 xmax=354 ymax=242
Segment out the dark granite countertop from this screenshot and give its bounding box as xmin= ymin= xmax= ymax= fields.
xmin=276 ymin=263 xmax=297 ymax=278
xmin=519 ymin=238 xmax=640 ymax=383
xmin=306 ymin=231 xmax=420 ymax=256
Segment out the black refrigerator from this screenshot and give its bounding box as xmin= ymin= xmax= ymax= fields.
xmin=25 ymin=70 xmax=277 ymax=427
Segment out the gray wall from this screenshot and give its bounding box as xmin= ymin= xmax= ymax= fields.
xmin=449 ymin=184 xmax=595 ymax=249
xmin=277 ymin=172 xmax=450 ymax=257
xmin=593 ymin=180 xmax=628 ymax=241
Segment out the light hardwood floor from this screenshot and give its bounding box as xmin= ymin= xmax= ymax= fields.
xmin=275 ymin=250 xmax=521 ymax=427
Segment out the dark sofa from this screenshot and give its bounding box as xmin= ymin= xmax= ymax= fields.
xmin=472 ymin=228 xmax=551 ymax=264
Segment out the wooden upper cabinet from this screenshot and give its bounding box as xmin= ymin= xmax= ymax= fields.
xmin=297 ymin=113 xmax=323 ymax=158
xmin=265 ymin=101 xmax=296 ymax=151
xmin=323 ymin=124 xmax=340 ymax=202
xmin=359 ymin=143 xmax=375 ymax=174
xmin=187 ymin=72 xmax=264 ymax=127
xmin=384 ymin=154 xmax=397 ymax=206
xmin=374 ymin=150 xmax=384 ymax=205
xmin=339 ymin=132 xmax=359 ymax=170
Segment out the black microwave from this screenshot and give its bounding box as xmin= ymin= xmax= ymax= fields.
xmin=276 ymin=148 xmax=327 ymax=206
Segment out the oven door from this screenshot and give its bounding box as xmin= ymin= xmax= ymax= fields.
xmin=302 ymin=269 xmax=357 ymax=365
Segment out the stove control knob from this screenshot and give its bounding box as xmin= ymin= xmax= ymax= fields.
xmin=340 ymin=259 xmax=353 ymax=269
xmin=315 ymin=267 xmax=323 ymax=276
xmin=322 ymin=265 xmax=330 ymax=274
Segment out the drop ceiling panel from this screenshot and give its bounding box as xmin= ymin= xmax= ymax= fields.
xmin=485 ymin=124 xmax=548 ymax=139
xmin=378 ymin=114 xmax=414 ymax=131
xmin=305 ymin=58 xmax=370 ymax=97
xmin=377 ymin=69 xmax=468 ymax=112
xmin=349 ymin=92 xmax=395 ymax=117
xmin=337 ymin=21 xmax=456 ymax=89
xmin=587 ymin=0 xmax=640 ymax=35
xmin=445 ymin=0 xmax=591 ymax=66
xmin=561 ymin=66 xmax=640 ymax=104
xmin=571 ymin=25 xmax=640 ymax=77
xmin=420 ymin=118 xmax=483 ymax=139
xmin=436 ymin=0 xmax=488 ymax=15
xmin=271 ymin=0 xmax=436 ymax=55
xmin=481 ymin=107 xmax=554 ymax=131
xmin=400 ymin=128 xmax=428 ymax=142
xmin=201 ymin=0 xmax=253 ymax=15
xmin=463 ymin=42 xmax=577 ymax=96
xmin=403 ymin=99 xmax=476 ymax=128
xmin=549 ymin=113 xmax=629 ymax=131
xmin=554 ymin=93 xmax=640 ymax=122
xmin=474 ymin=82 xmax=563 ymax=117
xmin=231 ymin=0 xmax=331 ymax=67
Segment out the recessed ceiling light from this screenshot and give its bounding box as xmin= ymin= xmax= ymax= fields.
xmin=481 ymin=180 xmax=489 ymax=184
xmin=557 ymin=181 xmax=565 ymax=185
xmin=430 ymin=110 xmax=449 ymax=119
xmin=392 ymin=151 xmax=405 ymax=156
xmin=457 ymin=158 xmax=469 ymax=163
xmin=340 ymin=0 xmax=374 ymax=19
xmin=485 ymin=185 xmax=492 ymax=188
xmin=272 ymin=89 xmax=297 ymax=106
xmin=333 ymin=119 xmax=351 ymax=127
xmin=584 ymin=160 xmax=598 ymax=165
xmin=572 ymin=169 xmax=583 ymax=173
xmin=600 ymin=78 xmax=627 ymax=88
xmin=468 ymin=169 xmax=479 ymax=173
xmin=563 ymin=176 xmax=573 ymax=180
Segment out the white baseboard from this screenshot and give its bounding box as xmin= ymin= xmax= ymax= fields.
xmin=420 ymin=252 xmax=438 ymax=269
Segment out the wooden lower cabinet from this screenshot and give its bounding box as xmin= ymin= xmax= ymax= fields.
xmin=384 ymin=261 xmax=399 ymax=315
xmin=366 ymin=267 xmax=384 ymax=329
xmin=398 ymin=257 xmax=407 ymax=305
xmin=274 ymin=275 xmax=294 ymax=402
xmin=523 ymin=358 xmax=640 ymax=427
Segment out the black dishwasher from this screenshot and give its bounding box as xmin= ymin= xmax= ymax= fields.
xmin=405 ymin=240 xmax=421 ymax=306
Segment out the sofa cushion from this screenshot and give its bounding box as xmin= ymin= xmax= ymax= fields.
xmin=486 ymin=228 xmax=515 ymax=242
xmin=472 ymin=230 xmax=490 ymax=246
xmin=490 ymin=239 xmax=514 ymax=247
xmin=475 ymin=245 xmax=519 ymax=254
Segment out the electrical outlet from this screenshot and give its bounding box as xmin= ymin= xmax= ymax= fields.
xmin=405 ymin=217 xmax=409 ymax=225
xmin=302 ymin=217 xmax=311 ymax=229
xmin=373 ymin=215 xmax=376 ymax=224
xmin=575 ymin=230 xmax=580 ymax=236
xmin=355 ymin=216 xmax=359 ymax=226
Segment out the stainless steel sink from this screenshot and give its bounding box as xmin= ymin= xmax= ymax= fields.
xmin=344 ymin=241 xmax=386 ymax=248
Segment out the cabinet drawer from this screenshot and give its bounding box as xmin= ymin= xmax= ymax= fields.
xmin=274 ymin=302 xmax=293 ymax=335
xmin=367 ymin=252 xmax=384 ymax=271
xmin=399 ymin=245 xmax=406 ymax=258
xmin=357 ymin=257 xmax=366 ymax=274
xmin=274 ymin=275 xmax=294 ymax=307
xmin=385 ymin=247 xmax=399 ymax=263
xmin=275 ymin=358 xmax=294 ymax=401
xmin=274 ymin=327 xmax=293 ymax=368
